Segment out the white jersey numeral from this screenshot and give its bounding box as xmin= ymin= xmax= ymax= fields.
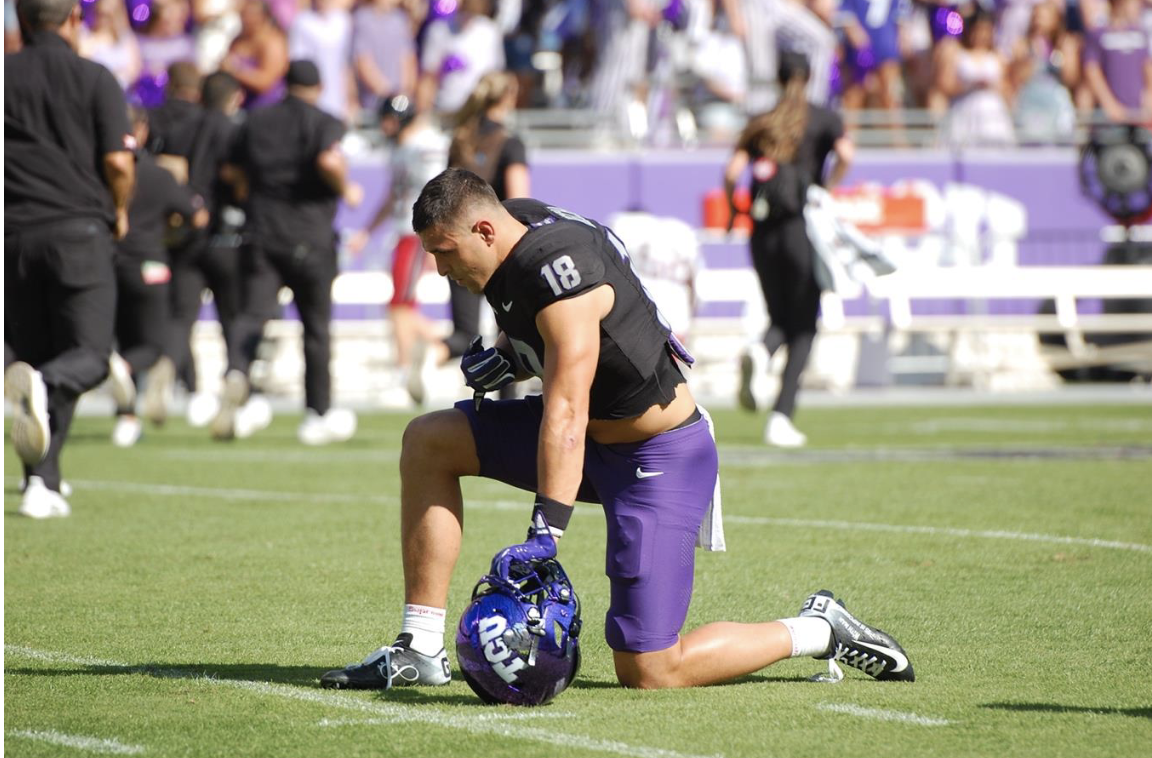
xmin=540 ymin=255 xmax=582 ymax=295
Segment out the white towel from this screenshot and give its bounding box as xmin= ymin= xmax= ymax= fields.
xmin=696 ymin=406 xmax=726 ymax=552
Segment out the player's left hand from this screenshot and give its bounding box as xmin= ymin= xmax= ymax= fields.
xmin=489 ymin=509 xmax=557 ymax=582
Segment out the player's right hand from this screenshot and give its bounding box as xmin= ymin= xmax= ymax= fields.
xmin=461 ymin=336 xmax=516 ymax=392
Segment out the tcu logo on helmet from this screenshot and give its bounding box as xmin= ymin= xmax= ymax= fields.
xmin=478 ymin=615 xmax=526 ymax=683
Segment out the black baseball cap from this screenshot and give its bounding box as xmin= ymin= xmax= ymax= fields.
xmin=286 ymin=60 xmax=321 ymax=88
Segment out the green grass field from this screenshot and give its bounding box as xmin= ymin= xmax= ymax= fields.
xmin=6 ymin=403 xmax=1152 ymax=758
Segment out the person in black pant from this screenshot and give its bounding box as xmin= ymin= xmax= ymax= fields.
xmin=108 ymin=106 xmax=207 ymax=448
xmin=411 ymin=72 xmax=532 ymax=401
xmin=723 ymin=52 xmax=854 ymax=447
xmin=148 ymin=64 xmax=247 ymax=428
xmin=221 ymin=59 xmax=362 ymax=445
xmin=4 ymin=0 xmax=134 ymax=517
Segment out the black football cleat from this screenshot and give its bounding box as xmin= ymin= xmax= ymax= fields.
xmin=800 ymin=590 xmax=915 ymax=682
xmin=320 ymin=634 xmax=452 ymax=690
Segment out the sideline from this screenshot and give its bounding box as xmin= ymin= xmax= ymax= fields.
xmin=14 ymin=478 xmax=1149 ymax=555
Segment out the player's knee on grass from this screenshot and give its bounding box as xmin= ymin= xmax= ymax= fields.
xmin=399 ymin=409 xmax=481 ymax=479
xmin=612 ymin=646 xmax=684 ymax=690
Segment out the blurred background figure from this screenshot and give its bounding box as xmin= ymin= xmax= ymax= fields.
xmin=347 ymin=94 xmax=449 ymax=405
xmin=288 ymin=0 xmax=354 ymax=122
xmin=148 ymin=66 xmax=247 ymax=427
xmin=108 ymin=105 xmax=207 ymax=448
xmin=724 ymin=52 xmax=853 ymax=447
xmin=1009 ymin=0 xmax=1079 ymax=144
xmin=221 ymin=0 xmax=288 ymax=109
xmin=6 ymin=0 xmax=134 ymax=517
xmin=79 ymin=0 xmax=141 ymax=90
xmin=838 ymin=0 xmax=909 ymax=118
xmin=433 ymin=71 xmax=531 ymax=399
xmin=192 ymin=0 xmax=241 ymax=72
xmin=722 ymin=0 xmax=837 ymax=112
xmin=936 ymin=6 xmax=1016 ymax=148
xmin=222 ymin=60 xmax=361 ymax=444
xmin=134 ymin=0 xmax=196 ymax=107
xmin=418 ymin=0 xmax=505 ymax=115
xmin=1082 ymin=0 xmax=1152 ymax=124
xmin=351 ymin=0 xmax=417 ymax=115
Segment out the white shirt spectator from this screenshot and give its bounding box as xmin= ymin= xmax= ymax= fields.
xmin=421 ymin=12 xmax=505 ymax=113
xmin=289 ymin=4 xmax=353 ymax=120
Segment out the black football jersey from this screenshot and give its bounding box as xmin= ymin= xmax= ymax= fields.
xmin=485 ymin=199 xmax=693 ymax=420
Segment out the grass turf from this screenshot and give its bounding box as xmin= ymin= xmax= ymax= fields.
xmin=5 ymin=403 xmax=1152 ymax=757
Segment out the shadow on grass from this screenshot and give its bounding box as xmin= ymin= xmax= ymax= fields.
xmin=981 ymin=702 xmax=1152 ymax=721
xmin=7 ymin=662 xmax=338 ymax=689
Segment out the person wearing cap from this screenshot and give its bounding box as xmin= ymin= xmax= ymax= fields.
xmin=348 ymin=94 xmax=450 ymax=405
xmin=219 ymin=59 xmax=364 ymax=445
xmin=5 ymin=0 xmax=135 ymax=518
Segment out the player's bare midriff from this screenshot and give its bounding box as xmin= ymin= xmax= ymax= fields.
xmin=586 ymin=382 xmax=697 ymax=445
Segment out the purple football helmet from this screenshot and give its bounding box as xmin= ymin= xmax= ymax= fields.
xmin=456 ymin=558 xmax=582 ymax=706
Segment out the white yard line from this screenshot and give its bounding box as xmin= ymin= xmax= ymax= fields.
xmin=724 ymin=514 xmax=1152 ymax=554
xmin=5 ymin=646 xmax=722 ymax=758
xmin=6 ymin=729 xmax=146 ymax=755
xmin=816 ymin=703 xmax=953 ymax=727
xmin=17 ymin=478 xmax=1148 ymax=554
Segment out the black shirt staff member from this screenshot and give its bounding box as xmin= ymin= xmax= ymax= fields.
xmin=4 ymin=0 xmax=135 ymax=518
xmin=723 ymin=51 xmax=853 ymax=448
xmin=148 ymin=65 xmax=247 ymax=424
xmin=108 ymin=106 xmax=206 ymax=448
xmin=218 ymin=59 xmax=363 ymax=444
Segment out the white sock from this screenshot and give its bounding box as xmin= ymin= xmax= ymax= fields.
xmin=780 ymin=617 xmax=833 ymax=658
xmin=400 ymin=604 xmax=446 ymax=656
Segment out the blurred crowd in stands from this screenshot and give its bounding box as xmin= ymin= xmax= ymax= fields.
xmin=5 ymin=0 xmax=1152 ymax=147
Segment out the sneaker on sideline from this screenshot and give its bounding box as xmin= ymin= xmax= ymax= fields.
xmin=186 ymin=392 xmax=220 ymax=428
xmin=210 ymin=370 xmax=250 ymax=440
xmin=800 ymin=590 xmax=915 ymax=682
xmin=320 ymin=634 xmax=451 ymax=690
xmin=765 ymin=411 xmax=807 ymax=448
xmin=21 ymin=477 xmax=72 ymax=498
xmin=5 ymin=362 xmax=50 ymax=465
xmin=142 ymin=356 xmax=175 ymax=426
xmin=239 ymin=394 xmax=273 ymax=434
xmin=297 ymin=408 xmax=357 ymax=446
xmin=108 ymin=352 xmax=136 ymax=412
xmin=18 ymin=476 xmax=71 ymax=519
xmin=111 ymin=416 xmax=143 ymax=448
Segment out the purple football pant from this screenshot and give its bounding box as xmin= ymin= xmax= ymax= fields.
xmin=455 ymin=395 xmax=719 ymax=653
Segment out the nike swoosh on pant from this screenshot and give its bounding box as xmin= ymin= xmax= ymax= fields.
xmin=635 ymin=468 xmax=664 ymax=479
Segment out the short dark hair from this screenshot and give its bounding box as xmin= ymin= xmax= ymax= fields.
xmin=17 ymin=0 xmax=76 ymax=31
xmin=412 ymin=168 xmax=500 ymax=234
xmin=202 ymin=71 xmax=241 ymax=112
xmin=167 ymin=62 xmax=202 ymax=96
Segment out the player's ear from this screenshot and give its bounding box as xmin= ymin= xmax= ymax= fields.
xmin=473 ymin=219 xmax=497 ymax=245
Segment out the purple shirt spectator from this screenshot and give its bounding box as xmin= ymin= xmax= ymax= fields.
xmin=351 ymin=0 xmax=415 ymax=112
xmin=1084 ymin=23 xmax=1149 ymax=110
